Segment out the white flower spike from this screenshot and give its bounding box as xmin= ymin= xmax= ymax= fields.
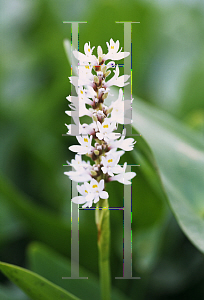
xmin=64 ymin=38 xmax=136 ymax=207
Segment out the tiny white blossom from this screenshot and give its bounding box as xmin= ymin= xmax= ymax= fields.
xmin=65 ymin=122 xmax=95 ymax=136
xmin=96 ymin=119 xmax=118 ymax=142
xmin=108 ymin=129 xmax=136 ymax=151
xmin=104 ymin=38 xmax=130 ymax=61
xmin=65 ymin=94 xmax=92 ymax=117
xmin=101 ymin=151 xmax=124 ymax=176
xmin=64 ymin=155 xmax=92 ymax=182
xmin=71 ymin=179 xmax=109 ymax=208
xmin=73 ymin=45 xmax=97 ymax=64
xmin=78 ymin=64 xmax=94 ymax=81
xmin=109 ymin=88 xmax=133 ymax=124
xmin=71 ymin=182 xmax=93 ymax=208
xmin=69 ymin=135 xmax=94 ymax=155
xmin=109 ymin=162 xmax=136 ymax=185
xmin=84 ymin=42 xmax=95 ymax=56
xmin=104 ymin=65 xmax=130 ymax=88
xmin=69 ymin=75 xmax=92 ymax=89
xmin=89 ymin=179 xmax=109 ymax=204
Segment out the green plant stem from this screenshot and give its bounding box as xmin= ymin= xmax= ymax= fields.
xmin=95 ymin=198 xmax=111 ymax=300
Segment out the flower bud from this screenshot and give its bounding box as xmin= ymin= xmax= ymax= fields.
xmin=102 ymin=92 xmax=109 ymax=100
xmin=94 ymin=149 xmax=100 ymax=156
xmin=91 ymin=170 xmax=97 ymax=176
xmin=94 ymin=76 xmax=99 ymax=84
xmin=93 ymin=115 xmax=98 ymax=122
xmin=105 ymin=70 xmax=111 ymax=78
xmin=101 ymin=65 xmax=107 ymax=74
xmin=106 ymin=107 xmax=113 ymax=115
xmin=99 ymin=56 xmax=103 ymax=64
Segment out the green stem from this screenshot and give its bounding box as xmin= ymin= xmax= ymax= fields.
xmin=95 ymin=198 xmax=111 ymax=300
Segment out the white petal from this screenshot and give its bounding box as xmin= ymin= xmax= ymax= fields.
xmin=94 ymin=195 xmax=99 ymax=203
xmin=100 ymin=191 xmax=109 ymax=199
xmin=69 ymin=145 xmax=88 ymax=154
xmin=98 ymin=179 xmax=104 ymax=191
xmin=71 ymin=196 xmax=86 ymax=204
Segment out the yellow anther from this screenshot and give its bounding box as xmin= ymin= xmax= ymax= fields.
xmin=85 ymin=65 xmax=89 ymax=69
xmin=108 ymin=159 xmax=113 ymax=163
xmin=88 ymin=48 xmax=90 ymax=52
xmin=80 ymin=90 xmax=83 ymax=94
xmin=92 ymin=184 xmax=98 ymax=188
xmin=111 ymin=46 xmax=114 ymax=49
xmin=103 ymin=124 xmax=109 ymax=128
xmin=84 ymin=138 xmax=88 ymax=142
xmin=85 ymin=190 xmax=88 ymax=193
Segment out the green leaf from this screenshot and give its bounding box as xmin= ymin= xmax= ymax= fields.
xmin=0 ymin=199 xmax=25 ymax=247
xmin=0 ymin=283 xmax=29 ymax=300
xmin=0 ymin=261 xmax=80 ymax=300
xmin=132 ymin=98 xmax=204 ymax=253
xmin=27 ymin=242 xmax=131 ymax=300
xmin=0 ymin=172 xmax=70 ymax=256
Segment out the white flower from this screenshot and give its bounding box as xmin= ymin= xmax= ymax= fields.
xmin=104 ymin=39 xmax=130 ymax=61
xmin=72 ymin=41 xmax=98 ymax=66
xmin=109 ymin=88 xmax=133 ymax=124
xmin=69 ymin=75 xmax=92 ymax=89
xmin=71 ymin=179 xmax=109 ymax=208
xmin=71 ymin=182 xmax=93 ymax=208
xmin=84 ymin=42 xmax=95 ymax=56
xmin=78 ymin=64 xmax=94 ymax=81
xmin=64 ymin=155 xmax=92 ymax=182
xmin=64 ymin=169 xmax=92 ymax=182
xmin=108 ymin=129 xmax=136 ymax=151
xmin=109 ymin=162 xmax=136 ymax=185
xmin=65 ymin=94 xmax=92 ymax=117
xmin=69 ymin=135 xmax=94 ymax=155
xmin=104 ymin=65 xmax=130 ymax=88
xmin=73 ymin=48 xmax=97 ymax=65
xmin=68 ymin=154 xmax=90 ymax=169
xmin=101 ymin=151 xmax=124 ymax=176
xmin=65 ymin=122 xmax=95 ymax=136
xmin=96 ymin=119 xmax=118 ymax=142
xmin=89 ymin=179 xmax=109 ymax=204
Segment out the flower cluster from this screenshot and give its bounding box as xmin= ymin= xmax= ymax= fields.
xmin=65 ymin=39 xmax=136 ymax=208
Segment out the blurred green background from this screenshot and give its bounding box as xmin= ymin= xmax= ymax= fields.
xmin=0 ymin=0 xmax=204 ymax=299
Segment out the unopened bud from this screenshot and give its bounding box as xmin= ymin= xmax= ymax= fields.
xmin=102 ymin=92 xmax=109 ymax=100
xmin=94 ymin=76 xmax=99 ymax=84
xmin=94 ymin=149 xmax=100 ymax=156
xmin=105 ymin=70 xmax=111 ymax=77
xmin=91 ymin=170 xmax=97 ymax=176
xmin=99 ymin=56 xmax=103 ymax=64
xmin=101 ymin=65 xmax=107 ymax=74
xmin=93 ymin=115 xmax=98 ymax=122
xmin=106 ymin=107 xmax=113 ymax=115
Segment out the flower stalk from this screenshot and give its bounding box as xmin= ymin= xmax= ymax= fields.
xmin=95 ymin=198 xmax=111 ymax=300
